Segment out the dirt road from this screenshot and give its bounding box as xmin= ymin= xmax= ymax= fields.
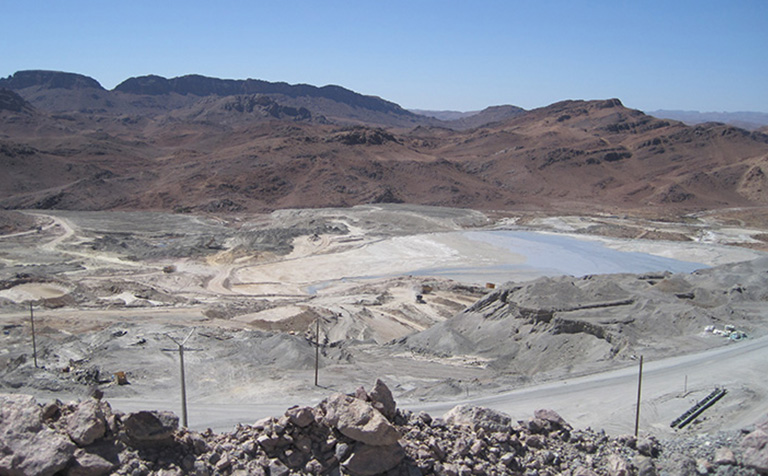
xmin=101 ymin=335 xmax=768 ymax=435
xmin=415 ymin=334 xmax=768 ymax=436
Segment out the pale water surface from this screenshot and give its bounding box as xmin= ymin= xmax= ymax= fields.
xmin=407 ymin=230 xmax=707 ymax=285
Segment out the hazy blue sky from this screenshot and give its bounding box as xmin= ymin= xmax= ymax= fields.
xmin=2 ymin=1 xmax=766 ymax=112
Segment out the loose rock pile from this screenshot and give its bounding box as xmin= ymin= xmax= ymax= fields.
xmin=1 ymin=380 xmax=767 ymax=475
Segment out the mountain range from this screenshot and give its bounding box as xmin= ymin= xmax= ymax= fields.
xmin=2 ymin=70 xmax=767 ymax=216
xmin=648 ymin=110 xmax=768 ymax=131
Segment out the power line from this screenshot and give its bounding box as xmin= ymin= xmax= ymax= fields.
xmin=161 ymin=329 xmax=201 ymax=428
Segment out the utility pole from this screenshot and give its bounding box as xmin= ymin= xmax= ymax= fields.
xmin=634 ymin=355 xmax=644 ymax=437
xmin=314 ymin=318 xmax=320 ymax=387
xmin=162 ymin=329 xmax=197 ymax=428
xmin=29 ymin=302 xmax=38 ymax=368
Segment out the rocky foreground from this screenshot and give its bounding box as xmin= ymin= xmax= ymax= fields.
xmin=1 ymin=380 xmax=767 ymax=476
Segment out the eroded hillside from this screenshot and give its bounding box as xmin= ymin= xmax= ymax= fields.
xmin=2 ymin=72 xmax=768 ymax=218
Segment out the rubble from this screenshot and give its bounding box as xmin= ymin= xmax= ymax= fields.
xmin=1 ymin=379 xmax=767 ymax=475
xmin=705 ymin=324 xmax=749 ymax=341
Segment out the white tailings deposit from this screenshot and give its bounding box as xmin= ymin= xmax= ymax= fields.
xmin=411 ymin=230 xmax=711 ymax=282
xmin=238 ymin=229 xmax=757 ymax=295
xmin=0 ymin=282 xmax=70 ymax=303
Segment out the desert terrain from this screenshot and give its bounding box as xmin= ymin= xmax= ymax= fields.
xmin=1 ymin=204 xmax=767 ymax=440
xmin=3 ymin=72 xmax=768 ymax=217
xmin=3 ymin=70 xmax=768 ymax=475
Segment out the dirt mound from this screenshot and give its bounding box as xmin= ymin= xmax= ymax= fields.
xmin=398 ymin=258 xmax=768 ymax=376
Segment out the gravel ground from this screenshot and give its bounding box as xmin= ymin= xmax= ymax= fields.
xmin=1 ymin=205 xmax=767 ymax=445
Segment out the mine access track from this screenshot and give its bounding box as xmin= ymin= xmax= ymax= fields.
xmin=670 ymin=388 xmax=727 ymax=429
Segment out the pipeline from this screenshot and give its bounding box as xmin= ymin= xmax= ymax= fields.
xmin=670 ymin=388 xmax=727 ymax=429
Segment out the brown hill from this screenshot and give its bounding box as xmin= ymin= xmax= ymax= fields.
xmin=428 ymin=98 xmax=768 ymax=211
xmin=1 ymin=73 xmax=767 ymax=216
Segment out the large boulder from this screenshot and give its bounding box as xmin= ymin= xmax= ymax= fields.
xmin=714 ymin=447 xmax=737 ymax=466
xmin=742 ymin=429 xmax=768 ymax=474
xmin=0 ymin=394 xmax=76 ymax=476
xmin=67 ymin=449 xmax=115 ymax=476
xmin=633 ymin=456 xmax=658 ymax=476
xmin=66 ymin=399 xmax=107 ymax=446
xmin=0 ymin=427 xmax=76 ymax=476
xmin=122 ymin=411 xmax=179 ymax=447
xmin=534 ymin=408 xmax=571 ymax=431
xmin=284 ymin=406 xmax=315 ymax=428
xmin=0 ymin=394 xmax=42 ymax=432
xmin=369 ymin=379 xmax=397 ymax=421
xmin=607 ymin=453 xmax=631 ymax=476
xmin=443 ymin=405 xmax=514 ymax=433
xmin=322 ymin=394 xmax=401 ymax=446
xmin=342 ymin=443 xmax=405 ymax=476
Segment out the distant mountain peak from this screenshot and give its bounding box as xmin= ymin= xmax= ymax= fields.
xmin=0 ymin=70 xmax=104 ymax=91
xmin=648 ymin=109 xmax=768 ymax=131
xmin=0 ymin=70 xmax=426 ymax=127
xmin=411 ymin=104 xmax=527 ymax=130
xmin=540 ymin=98 xmax=624 ymax=113
xmin=113 ymin=73 xmax=413 ymax=117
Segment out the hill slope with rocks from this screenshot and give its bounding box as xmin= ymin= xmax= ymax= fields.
xmin=3 ymin=380 xmax=767 ymax=476
xmin=0 ymin=70 xmax=434 ymax=128
xmin=1 ymin=71 xmax=767 ymax=218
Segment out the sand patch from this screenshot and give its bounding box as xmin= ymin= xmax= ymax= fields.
xmin=0 ymin=283 xmax=70 ymax=302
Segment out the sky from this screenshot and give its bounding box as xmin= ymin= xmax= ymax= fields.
xmin=2 ymin=1 xmax=766 ymax=113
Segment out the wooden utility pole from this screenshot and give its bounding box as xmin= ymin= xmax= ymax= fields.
xmin=634 ymin=355 xmax=644 ymax=437
xmin=162 ymin=329 xmax=197 ymax=428
xmin=29 ymin=302 xmax=38 ymax=368
xmin=178 ymin=344 xmax=187 ymax=427
xmin=314 ymin=318 xmax=320 ymax=386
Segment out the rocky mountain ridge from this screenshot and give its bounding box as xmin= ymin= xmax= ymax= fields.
xmin=649 ymin=110 xmax=768 ymax=131
xmin=113 ymin=74 xmax=406 ymax=115
xmin=0 ymin=70 xmax=105 ymax=91
xmin=2 ymin=71 xmax=768 ymax=217
xmin=0 ymin=70 xmax=430 ymax=128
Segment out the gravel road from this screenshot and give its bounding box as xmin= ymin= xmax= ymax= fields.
xmin=100 ymin=335 xmax=768 ymax=435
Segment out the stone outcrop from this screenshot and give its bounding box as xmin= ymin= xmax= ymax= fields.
xmin=742 ymin=429 xmax=768 ymax=474
xmin=443 ymin=404 xmax=514 ymax=433
xmin=1 ymin=383 xmax=766 ymax=475
xmin=65 ymin=398 xmax=107 ymax=446
xmin=122 ymin=410 xmax=179 ymax=446
xmin=1 ymin=394 xmax=81 ymax=476
xmin=0 ymin=89 xmax=32 ymax=113
xmin=321 ymin=393 xmax=401 ymax=446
